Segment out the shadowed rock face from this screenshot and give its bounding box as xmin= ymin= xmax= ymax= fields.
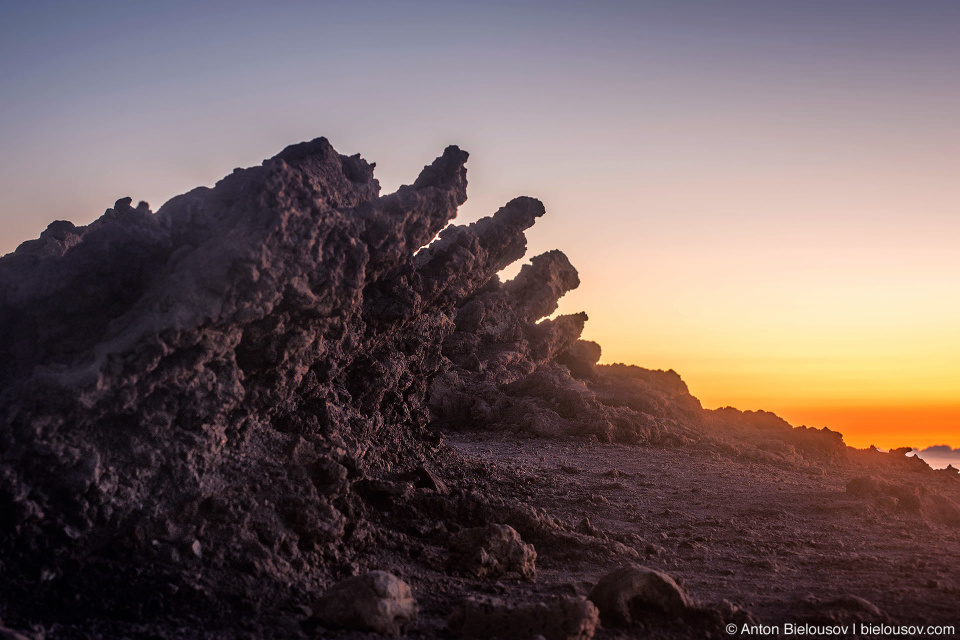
xmin=0 ymin=137 xmax=591 ymax=613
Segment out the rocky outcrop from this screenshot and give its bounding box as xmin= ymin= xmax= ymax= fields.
xmin=0 ymin=137 xmax=581 ymax=613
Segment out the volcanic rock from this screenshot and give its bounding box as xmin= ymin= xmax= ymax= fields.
xmin=0 ymin=137 xmax=569 ymax=609
xmin=448 ymin=523 xmax=537 ymax=580
xmin=556 ymin=340 xmax=602 ymax=379
xmin=588 ymin=565 xmax=692 ymax=626
xmin=846 ymin=475 xmax=960 ymax=524
xmin=313 ymin=571 xmax=418 ymax=635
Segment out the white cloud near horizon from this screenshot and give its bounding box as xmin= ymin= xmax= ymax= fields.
xmin=910 ymin=445 xmax=960 ymax=469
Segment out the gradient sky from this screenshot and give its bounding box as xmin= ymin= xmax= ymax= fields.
xmin=2 ymin=1 xmax=958 ymax=451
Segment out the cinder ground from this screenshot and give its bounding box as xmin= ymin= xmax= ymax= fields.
xmin=4 ymin=430 xmax=958 ymax=639
xmin=441 ymin=433 xmax=960 ymax=634
xmin=304 ymin=431 xmax=960 ymax=639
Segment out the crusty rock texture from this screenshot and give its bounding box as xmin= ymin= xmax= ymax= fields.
xmin=448 ymin=523 xmax=536 ymax=580
xmin=588 ymin=565 xmax=692 ymax=626
xmin=313 ymin=570 xmax=418 ymax=635
xmin=1 ymin=140 xmax=477 ymax=600
xmin=0 ymin=137 xmax=601 ymax=627
xmin=1 ymin=137 xmax=959 ymax=639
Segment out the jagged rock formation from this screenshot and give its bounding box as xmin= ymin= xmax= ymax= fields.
xmin=0 ymin=139 xmax=560 ymax=600
xmin=0 ymin=137 xmax=617 ymax=623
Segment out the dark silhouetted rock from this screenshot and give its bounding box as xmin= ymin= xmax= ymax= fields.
xmin=313 ymin=571 xmax=418 ymax=635
xmin=588 ymin=565 xmax=692 ymax=626
xmin=557 ymin=340 xmax=602 ymax=379
xmin=0 ymin=137 xmax=575 ymax=611
xmin=449 ymin=523 xmax=536 ymax=580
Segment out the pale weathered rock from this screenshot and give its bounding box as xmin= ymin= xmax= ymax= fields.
xmin=588 ymin=565 xmax=692 ymax=626
xmin=449 ymin=596 xmax=599 ymax=640
xmin=449 ymin=523 xmax=537 ymax=580
xmin=313 ymin=571 xmax=418 ymax=635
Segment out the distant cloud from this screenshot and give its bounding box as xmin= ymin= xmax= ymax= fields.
xmin=909 ymin=445 xmax=960 ymax=469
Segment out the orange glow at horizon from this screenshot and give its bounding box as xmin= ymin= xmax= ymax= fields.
xmin=774 ymin=405 xmax=960 ymax=451
xmin=586 ymin=344 xmax=960 ymax=451
xmin=592 ymin=347 xmax=960 ymax=450
xmin=564 ymin=249 xmax=960 ymax=452
xmin=583 ymin=335 xmax=960 ymax=451
xmin=480 ymin=128 xmax=960 ymax=455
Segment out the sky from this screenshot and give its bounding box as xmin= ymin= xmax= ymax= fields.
xmin=1 ymin=1 xmax=958 ymax=453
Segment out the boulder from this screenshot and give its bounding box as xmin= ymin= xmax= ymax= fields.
xmin=587 ymin=565 xmax=692 ymax=626
xmin=449 ymin=523 xmax=536 ymax=580
xmin=313 ymin=571 xmax=418 ymax=635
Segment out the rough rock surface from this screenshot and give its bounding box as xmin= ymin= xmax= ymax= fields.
xmin=448 ymin=523 xmax=536 ymax=580
xmin=587 ymin=565 xmax=692 ymax=626
xmin=448 ymin=596 xmax=599 ymax=640
xmin=313 ymin=571 xmax=417 ymax=635
xmin=0 ymin=137 xmax=561 ymax=611
xmin=1 ymin=137 xmax=959 ymax=639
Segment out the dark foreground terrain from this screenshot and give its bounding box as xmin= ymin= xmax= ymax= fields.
xmin=0 ymin=138 xmax=957 ymax=639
